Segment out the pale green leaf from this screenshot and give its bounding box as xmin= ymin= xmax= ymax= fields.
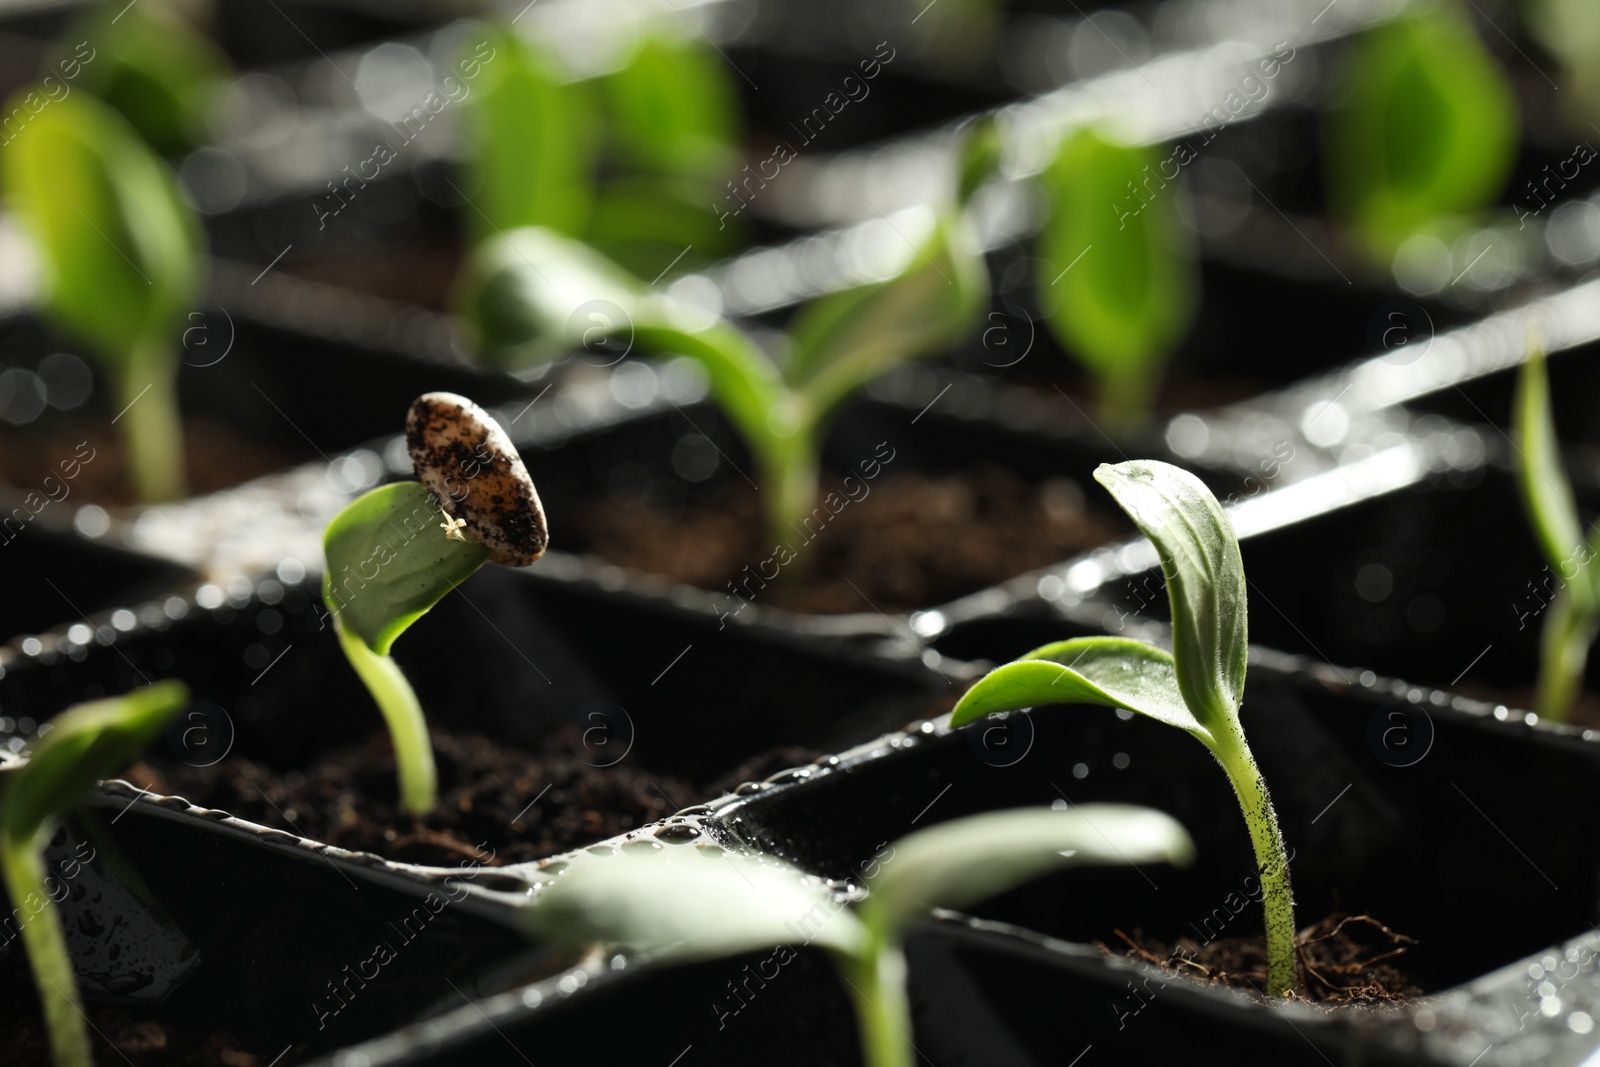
xmin=0 ymin=681 xmax=189 ymax=849
xmin=862 ymin=806 xmax=1192 ymax=936
xmin=526 ymin=848 xmax=866 ymax=960
xmin=1 ymin=93 xmax=202 ymax=363
xmin=1324 ymin=8 xmax=1517 ymax=254
xmin=1037 ymin=127 xmax=1195 ymax=415
xmin=949 ymin=636 xmax=1205 ymax=740
xmin=322 ymin=481 xmax=489 ymax=655
xmin=788 ymin=212 xmax=987 ymax=422
xmin=461 ymin=27 xmax=596 ymax=240
xmin=1094 ymin=460 xmax=1246 ymax=731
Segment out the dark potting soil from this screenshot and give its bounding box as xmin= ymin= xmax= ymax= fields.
xmin=1104 ymin=913 xmax=1422 ymax=1008
xmin=284 ymin=239 xmax=465 ymax=313
xmin=140 ymin=725 xmax=704 ymax=867
xmin=0 ymin=420 xmax=303 ymax=507
xmin=0 ymin=1006 xmax=264 ymax=1066
xmin=580 ymin=467 xmax=1119 ymax=614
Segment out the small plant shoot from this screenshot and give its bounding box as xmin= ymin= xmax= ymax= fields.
xmin=526 ymin=805 xmax=1189 ymax=1067
xmin=1037 ymin=126 xmax=1197 ymax=433
xmin=1 ymin=93 xmax=204 ymax=503
xmin=1323 ymin=6 xmax=1517 ymax=258
xmin=848 ymin=805 xmax=1191 ymax=1067
xmin=1513 ymin=339 xmax=1600 ymax=723
xmin=950 ymin=459 xmax=1301 ymax=997
xmin=0 ymin=681 xmax=189 ymax=1067
xmin=323 ymin=393 xmax=547 ymax=814
xmin=462 ymin=211 xmax=986 ymax=550
xmin=461 ymin=23 xmax=742 ymax=276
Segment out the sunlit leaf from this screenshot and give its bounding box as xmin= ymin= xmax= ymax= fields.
xmin=862 ymin=806 xmax=1192 ymax=936
xmin=322 ymin=481 xmax=489 ymax=655
xmin=1324 ymin=8 xmax=1517 ymax=254
xmin=598 ymin=32 xmax=740 ymax=181
xmin=787 ymin=212 xmax=987 ymax=421
xmin=1 ymin=93 xmax=202 ymax=363
xmin=1093 ymin=461 xmax=1246 ymax=731
xmin=461 ymin=26 xmax=596 ymax=240
xmin=1037 ymin=127 xmax=1196 ymax=422
xmin=950 ymin=636 xmax=1205 ymax=740
xmin=526 ymin=848 xmax=866 ymax=960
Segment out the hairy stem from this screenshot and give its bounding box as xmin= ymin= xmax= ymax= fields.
xmin=117 ymin=344 xmax=186 ymax=503
xmin=1211 ymin=732 xmax=1297 ymax=997
xmin=1 ymin=835 xmax=92 ymax=1067
xmin=1536 ymin=585 xmax=1600 ymax=723
xmin=838 ymin=941 xmax=913 ymax=1067
xmin=334 ymin=621 xmax=436 ymax=814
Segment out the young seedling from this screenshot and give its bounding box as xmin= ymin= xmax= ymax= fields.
xmin=461 ymin=23 xmax=742 ymax=277
xmin=461 ymin=210 xmax=986 ymax=552
xmin=1 ymin=93 xmax=204 ymax=503
xmin=1323 ymin=6 xmax=1517 ymax=259
xmin=323 ymin=393 xmax=547 ymax=814
xmin=526 ymin=805 xmax=1190 ymax=1067
xmin=949 ymin=458 xmax=1301 ymax=997
xmin=0 ymin=680 xmax=189 ymax=1067
xmin=1036 ymin=126 xmax=1197 ymax=433
xmin=1513 ymin=338 xmax=1600 ymax=723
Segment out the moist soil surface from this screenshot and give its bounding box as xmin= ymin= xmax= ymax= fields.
xmin=137 ymin=726 xmax=821 ymax=868
xmin=0 ymin=419 xmax=302 ymax=507
xmin=0 ymin=1007 xmax=265 ymax=1067
xmin=580 ymin=466 xmax=1119 ymax=614
xmin=1104 ymin=913 xmax=1423 ymax=1007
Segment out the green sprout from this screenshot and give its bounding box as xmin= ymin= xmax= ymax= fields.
xmin=1513 ymin=338 xmax=1599 ymax=723
xmin=0 ymin=680 xmax=189 ymax=1067
xmin=1323 ymin=5 xmax=1517 ymax=259
xmin=1036 ymin=127 xmax=1198 ymax=434
xmin=1 ymin=93 xmax=204 ymax=503
xmin=323 ymin=394 xmax=548 ymax=814
xmin=527 ymin=805 xmax=1190 ymax=1067
xmin=61 ymin=1 xmax=232 ymax=156
xmin=949 ymin=459 xmax=1300 ymax=997
xmin=461 ymin=212 xmax=986 ymax=552
xmin=462 ymin=23 xmax=743 ymax=277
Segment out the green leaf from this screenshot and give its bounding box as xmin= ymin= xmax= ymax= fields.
xmin=322 ymin=481 xmax=489 ymax=654
xmin=461 ymin=26 xmax=596 ymax=241
xmin=1094 ymin=460 xmax=1247 ymax=732
xmin=0 ymin=681 xmax=189 ymax=849
xmin=526 ymin=847 xmax=866 ymax=960
xmin=949 ymin=636 xmax=1207 ymax=741
xmin=587 ymin=178 xmax=744 ymax=279
xmin=956 ymin=114 xmax=1004 ymax=206
xmin=1324 ymin=8 xmax=1518 ymax=255
xmin=861 ymin=806 xmax=1192 ymax=937
xmin=1514 ymin=342 xmax=1587 ymax=584
xmin=788 ymin=211 xmax=988 ymax=422
xmin=63 ymin=2 xmax=231 ymax=155
xmin=598 ymin=33 xmax=741 ymax=182
xmin=1 ymin=92 xmax=202 ymax=363
xmin=1037 ymin=127 xmax=1196 ymax=418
